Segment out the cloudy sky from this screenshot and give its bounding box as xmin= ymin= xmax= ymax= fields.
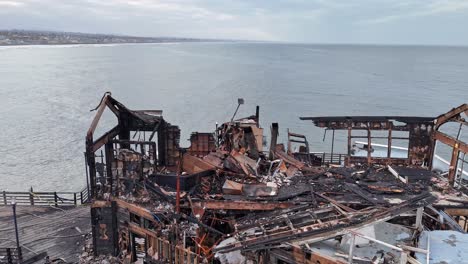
xmin=1 ymin=0 xmax=468 ymax=45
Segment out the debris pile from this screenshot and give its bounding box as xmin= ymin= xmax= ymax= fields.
xmin=79 ymin=233 xmax=120 ymax=264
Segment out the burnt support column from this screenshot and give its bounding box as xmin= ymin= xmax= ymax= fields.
xmin=255 ymin=105 xmax=260 ymax=126
xmin=86 ymin=139 xmax=97 ymax=199
xmin=105 ymin=142 xmax=114 ymax=195
xmin=269 ymin=123 xmax=279 ymax=160
xmin=158 ymin=121 xmax=167 ymax=166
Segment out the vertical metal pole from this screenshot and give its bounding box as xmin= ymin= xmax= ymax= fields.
xmin=12 ymin=200 xmax=21 ymax=259
xmin=387 ymin=123 xmax=392 ymax=159
xmin=331 ymin=129 xmax=335 ymax=164
xmin=347 ymin=127 xmax=352 ymax=166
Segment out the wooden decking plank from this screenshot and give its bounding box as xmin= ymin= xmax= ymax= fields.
xmin=0 ymin=206 xmax=90 ymax=263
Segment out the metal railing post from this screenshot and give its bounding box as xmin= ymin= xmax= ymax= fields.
xmin=29 ymin=187 xmax=34 ymax=205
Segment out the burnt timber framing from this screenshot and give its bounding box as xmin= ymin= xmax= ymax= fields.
xmin=299 ymin=116 xmax=436 ymax=167
xmin=300 ymin=104 xmax=468 ymax=187
xmin=432 ymin=104 xmax=468 ymax=185
xmin=86 ymin=93 xmax=181 ymax=198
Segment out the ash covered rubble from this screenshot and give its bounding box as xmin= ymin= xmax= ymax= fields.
xmin=85 ymin=94 xmax=468 ymax=264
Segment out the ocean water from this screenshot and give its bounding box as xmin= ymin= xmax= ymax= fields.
xmin=0 ymin=42 xmax=467 ymax=191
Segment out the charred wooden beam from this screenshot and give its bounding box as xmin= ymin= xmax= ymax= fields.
xmin=434 ymin=103 xmax=468 ymax=129
xmin=92 ymin=126 xmax=120 ymax=152
xmin=187 ymin=200 xmax=294 ymax=211
xmin=433 ymin=130 xmax=468 ymax=154
xmin=215 ymin=193 xmax=435 ymax=253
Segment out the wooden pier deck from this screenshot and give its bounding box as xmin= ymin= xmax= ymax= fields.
xmin=0 ymin=205 xmax=90 ymax=263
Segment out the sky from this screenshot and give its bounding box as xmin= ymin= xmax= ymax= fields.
xmin=1 ymin=0 xmax=468 ymax=45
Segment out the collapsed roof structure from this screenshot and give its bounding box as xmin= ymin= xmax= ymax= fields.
xmin=85 ymin=93 xmax=468 ymax=264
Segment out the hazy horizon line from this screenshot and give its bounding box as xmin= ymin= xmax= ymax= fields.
xmin=2 ymin=28 xmax=468 ymax=48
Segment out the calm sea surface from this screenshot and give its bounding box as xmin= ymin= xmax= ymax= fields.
xmin=0 ymin=42 xmax=467 ymax=191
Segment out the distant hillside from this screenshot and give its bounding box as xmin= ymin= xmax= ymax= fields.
xmin=0 ymin=30 xmax=216 ymax=46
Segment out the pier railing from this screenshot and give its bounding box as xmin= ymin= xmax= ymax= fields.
xmin=311 ymin=152 xmax=346 ymax=165
xmin=293 ymin=152 xmax=346 ymax=166
xmin=1 ymin=187 xmax=90 ymax=206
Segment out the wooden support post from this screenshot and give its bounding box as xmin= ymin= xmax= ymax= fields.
xmin=269 ymin=123 xmax=279 ymax=160
xmin=4 ymin=191 xmax=7 ymax=205
xmin=86 ymin=149 xmax=97 ymax=199
xmin=29 ymin=187 xmax=34 ymax=205
xmin=74 ymin=193 xmax=77 ymax=205
xmin=448 ymin=147 xmax=460 ymax=186
xmin=54 ymin=192 xmax=58 ymax=207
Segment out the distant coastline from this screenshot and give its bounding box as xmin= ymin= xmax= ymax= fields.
xmin=0 ymin=29 xmax=220 ymax=46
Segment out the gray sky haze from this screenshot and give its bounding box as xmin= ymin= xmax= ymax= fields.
xmin=1 ymin=0 xmax=468 ymax=45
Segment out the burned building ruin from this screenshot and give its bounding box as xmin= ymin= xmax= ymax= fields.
xmin=85 ymin=93 xmax=468 ymax=264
